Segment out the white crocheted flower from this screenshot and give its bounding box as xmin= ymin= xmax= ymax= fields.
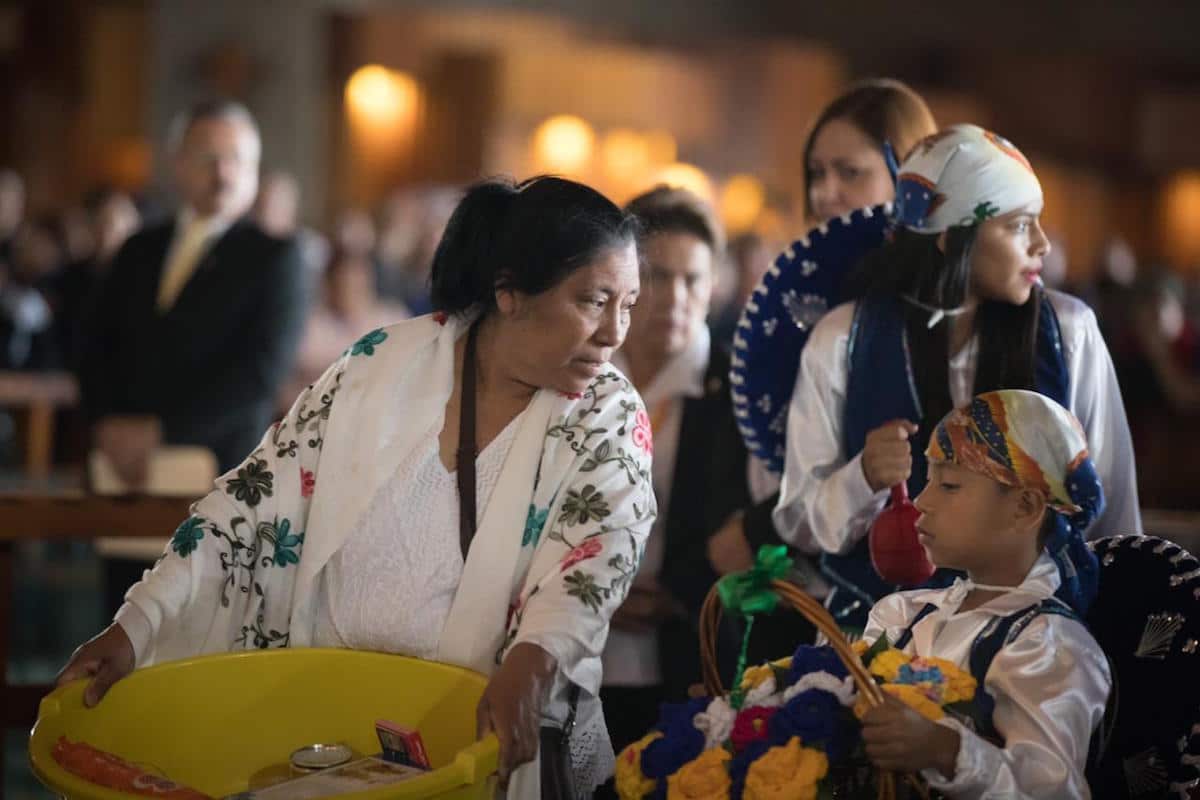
xmin=781 ymin=670 xmax=858 ymax=707
xmin=693 ymin=696 xmax=737 ymax=750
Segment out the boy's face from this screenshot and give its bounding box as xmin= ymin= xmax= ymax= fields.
xmin=911 ymin=462 xmax=1030 ymax=575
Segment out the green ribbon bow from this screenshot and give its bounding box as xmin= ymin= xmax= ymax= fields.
xmin=716 ymin=545 xmax=793 ymax=709
xmin=717 ymin=544 xmax=793 ymax=618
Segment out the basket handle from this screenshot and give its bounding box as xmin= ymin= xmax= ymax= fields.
xmin=698 ymin=578 xmax=897 ymax=800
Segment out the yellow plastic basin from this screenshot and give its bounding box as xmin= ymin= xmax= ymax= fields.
xmin=29 ymin=648 xmax=498 ymax=799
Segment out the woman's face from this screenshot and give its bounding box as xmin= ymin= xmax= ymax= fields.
xmin=807 ymin=117 xmax=895 ymax=223
xmin=497 ymin=241 xmax=641 ymax=395
xmin=969 ymin=203 xmax=1051 ymax=306
xmin=625 ymin=231 xmax=714 ymax=368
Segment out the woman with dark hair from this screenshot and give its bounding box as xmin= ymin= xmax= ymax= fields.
xmin=706 ymin=79 xmax=938 ymax=574
xmin=763 ymin=125 xmax=1140 ymax=631
xmin=57 ymin=175 xmax=655 ymax=796
xmin=803 ymin=78 xmax=937 ymax=223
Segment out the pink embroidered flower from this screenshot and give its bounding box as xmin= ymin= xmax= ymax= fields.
xmin=560 ymin=539 xmax=603 ymax=572
xmin=730 ymin=706 xmax=777 ymax=752
xmin=433 ymin=311 xmax=448 ymax=325
xmin=300 ymin=467 xmax=315 ymax=498
xmin=632 ymin=408 xmax=654 ymax=455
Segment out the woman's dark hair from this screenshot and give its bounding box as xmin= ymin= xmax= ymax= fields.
xmin=849 ymin=226 xmax=1041 ymax=439
xmin=624 ymin=185 xmax=725 ymax=255
xmin=803 ymin=79 xmax=937 ymax=219
xmin=430 ymin=175 xmax=638 ymax=313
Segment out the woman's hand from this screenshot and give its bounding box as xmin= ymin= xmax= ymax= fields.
xmin=55 ymin=624 xmax=136 ymax=707
xmin=861 ymin=693 xmax=960 ymax=778
xmin=861 ymin=420 xmax=918 ymax=492
xmin=706 ymin=512 xmax=755 ymax=576
xmin=476 ymin=642 xmax=557 ymax=787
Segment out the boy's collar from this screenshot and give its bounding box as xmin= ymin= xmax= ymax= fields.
xmin=914 ymin=552 xmax=1061 ymax=617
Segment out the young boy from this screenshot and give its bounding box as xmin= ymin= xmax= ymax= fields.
xmin=860 ymin=389 xmax=1111 ymax=798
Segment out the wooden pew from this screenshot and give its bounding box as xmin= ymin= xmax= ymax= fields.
xmin=0 ymin=371 xmax=80 ymax=480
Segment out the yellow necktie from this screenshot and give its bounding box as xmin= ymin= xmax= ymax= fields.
xmin=157 ymin=220 xmax=211 ymax=311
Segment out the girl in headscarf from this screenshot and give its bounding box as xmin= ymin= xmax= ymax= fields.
xmin=768 ymin=124 xmax=1140 ymax=629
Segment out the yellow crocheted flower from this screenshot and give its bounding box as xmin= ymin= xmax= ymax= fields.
xmin=615 ymin=732 xmax=662 ymax=799
xmin=739 ymin=657 xmax=793 ymax=691
xmin=743 ymin=736 xmax=829 ymax=800
xmin=851 ymin=639 xmax=871 ymax=658
xmin=916 ymin=656 xmax=977 ymax=703
xmin=883 ymin=683 xmax=945 ymax=721
xmin=868 ymin=649 xmax=911 ymax=682
xmin=666 ymin=747 xmax=732 ymax=800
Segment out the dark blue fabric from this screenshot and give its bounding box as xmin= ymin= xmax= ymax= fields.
xmin=822 ymin=293 xmax=1070 ymax=627
xmin=967 ymin=598 xmax=1080 ymax=741
xmin=731 ymin=206 xmax=890 ymax=472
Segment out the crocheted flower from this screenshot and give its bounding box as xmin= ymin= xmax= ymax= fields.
xmin=615 ymin=732 xmax=661 ymax=799
xmin=768 ymin=689 xmax=841 ymax=750
xmin=788 ymin=644 xmax=849 ymax=684
xmin=868 ymin=649 xmax=911 ymax=682
xmin=665 ymin=747 xmax=731 ymax=800
xmin=910 ymin=656 xmax=976 ymax=703
xmin=883 ymin=683 xmax=945 ymax=721
xmin=740 ymin=657 xmax=792 ymax=692
xmin=851 ymin=639 xmax=871 ymax=658
xmin=729 ymin=739 xmax=773 ymax=798
xmin=693 ymin=696 xmax=737 ymax=750
xmin=730 ymin=706 xmax=777 ymax=752
xmin=742 ymin=737 xmax=829 ymax=800
xmin=643 ymin=699 xmax=708 ymax=781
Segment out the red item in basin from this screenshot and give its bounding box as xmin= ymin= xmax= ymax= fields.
xmin=51 ymin=737 xmax=212 ymax=799
xmin=869 ymin=483 xmax=936 ymax=586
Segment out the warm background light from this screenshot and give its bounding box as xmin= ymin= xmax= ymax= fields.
xmin=532 ymin=114 xmax=595 ymax=174
xmin=720 ymin=174 xmax=766 ymax=234
xmin=644 ymin=130 xmax=678 ymax=166
xmin=600 ymin=128 xmax=651 ymax=184
xmin=345 ymin=65 xmax=420 ymax=128
xmin=648 ymin=162 xmax=714 ymax=204
xmin=1162 ymin=170 xmax=1200 ymax=271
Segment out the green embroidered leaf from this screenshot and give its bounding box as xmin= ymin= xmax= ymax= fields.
xmin=558 ymin=484 xmax=611 ymax=526
xmin=350 ymin=328 xmax=388 ymax=356
xmin=226 ymin=459 xmax=274 ymax=508
xmin=522 ymin=505 xmax=549 ymax=547
xmin=594 ymin=439 xmax=611 ymax=460
xmin=170 ymin=516 xmax=205 ymax=557
xmin=564 ymin=570 xmax=604 ymax=612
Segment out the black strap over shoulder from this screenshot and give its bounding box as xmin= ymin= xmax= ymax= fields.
xmin=456 ymin=321 xmax=480 ymax=559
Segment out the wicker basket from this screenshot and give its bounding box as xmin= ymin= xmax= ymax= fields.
xmin=699 ymin=579 xmax=927 ymax=800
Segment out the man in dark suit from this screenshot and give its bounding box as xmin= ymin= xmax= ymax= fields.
xmin=82 ymin=100 xmax=308 ymax=611
xmin=598 ymin=188 xmax=805 ymax=771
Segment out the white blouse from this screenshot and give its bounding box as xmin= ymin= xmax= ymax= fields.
xmin=312 ymin=415 xmax=519 ymax=655
xmin=863 ymin=554 xmax=1110 ymax=799
xmin=772 ymin=289 xmax=1142 ymax=557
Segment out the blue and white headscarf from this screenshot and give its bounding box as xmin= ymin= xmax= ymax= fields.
xmin=893 ymin=123 xmax=1043 ymax=233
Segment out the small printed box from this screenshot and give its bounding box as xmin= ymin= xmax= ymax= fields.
xmin=375 ymin=719 xmax=431 ymax=769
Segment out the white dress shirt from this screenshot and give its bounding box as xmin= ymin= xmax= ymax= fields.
xmin=863 ymin=553 xmax=1110 ymax=799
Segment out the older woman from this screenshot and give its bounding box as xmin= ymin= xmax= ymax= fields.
xmin=57 ymin=176 xmax=656 ymax=797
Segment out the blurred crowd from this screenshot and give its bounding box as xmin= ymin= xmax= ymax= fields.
xmin=0 ymin=141 xmax=1199 ymax=505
